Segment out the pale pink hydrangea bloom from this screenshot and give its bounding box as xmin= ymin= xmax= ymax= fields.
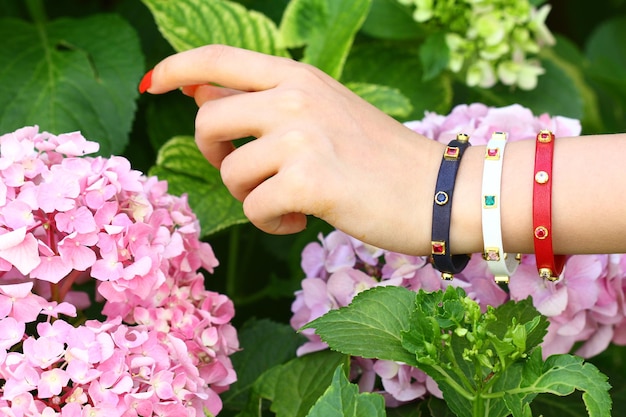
xmin=0 ymin=126 xmax=238 ymax=416
xmin=292 ymin=104 xmax=626 ymax=406
xmin=404 ymin=103 xmax=581 ymax=145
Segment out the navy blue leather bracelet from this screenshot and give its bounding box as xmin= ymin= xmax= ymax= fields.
xmin=431 ymin=133 xmax=472 ymax=280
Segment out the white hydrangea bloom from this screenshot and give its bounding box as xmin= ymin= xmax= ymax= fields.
xmin=400 ymin=0 xmax=555 ymax=90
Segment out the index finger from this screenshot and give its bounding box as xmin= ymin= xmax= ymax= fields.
xmin=145 ymin=45 xmax=296 ymax=94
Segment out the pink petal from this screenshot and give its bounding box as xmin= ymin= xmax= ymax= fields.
xmin=91 ymin=255 xmax=123 ymax=282
xmin=30 ymin=255 xmax=72 ymax=284
xmin=58 ymin=236 xmax=97 ymax=271
xmin=0 ymin=282 xmax=34 ymax=298
xmin=576 ymin=324 xmax=613 ymax=358
xmin=0 ymin=231 xmax=41 ymax=275
xmin=536 ymin=286 xmax=568 ymax=316
xmin=0 ymin=227 xmax=27 ymax=250
xmin=54 ymin=131 xmax=99 ymax=156
xmin=122 ymin=256 xmax=152 ymax=280
xmin=0 ymin=317 xmax=25 ymax=349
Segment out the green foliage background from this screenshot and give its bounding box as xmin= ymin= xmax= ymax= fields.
xmin=1 ymin=0 xmax=626 ymax=416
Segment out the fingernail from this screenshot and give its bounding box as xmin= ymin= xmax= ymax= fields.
xmin=138 ymin=69 xmax=153 ymax=94
xmin=181 ymin=84 xmax=200 ymax=97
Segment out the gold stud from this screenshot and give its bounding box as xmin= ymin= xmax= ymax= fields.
xmin=492 ymin=131 xmax=507 ymax=140
xmin=495 ymin=275 xmax=510 ymax=285
xmin=456 ymin=133 xmax=470 ymax=143
xmin=538 ymin=268 xmax=559 ymax=281
xmin=441 ymin=272 xmax=454 ymax=281
xmin=537 ymin=130 xmax=554 ymax=143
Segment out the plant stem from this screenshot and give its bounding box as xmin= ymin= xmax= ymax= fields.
xmin=444 ymin=345 xmax=476 ymax=393
xmin=429 ymin=363 xmax=475 ymax=402
xmin=58 ymin=270 xmax=84 ymax=302
xmin=472 ymin=391 xmax=486 ymax=417
xmin=51 ymin=283 xmax=60 ymax=303
xmin=25 ymin=0 xmax=47 ymax=23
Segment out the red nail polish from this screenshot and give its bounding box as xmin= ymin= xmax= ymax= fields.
xmin=138 ymin=69 xmax=153 ymax=94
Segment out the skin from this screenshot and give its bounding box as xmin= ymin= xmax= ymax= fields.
xmin=145 ymin=44 xmax=626 ymax=257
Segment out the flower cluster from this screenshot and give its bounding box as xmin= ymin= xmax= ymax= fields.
xmin=291 ymin=104 xmax=626 ymax=406
xmin=291 ymin=231 xmax=445 ymax=405
xmin=404 ymin=102 xmax=580 ymax=145
xmin=0 ymin=126 xmax=238 ymax=416
xmin=397 ymin=0 xmax=555 ymax=89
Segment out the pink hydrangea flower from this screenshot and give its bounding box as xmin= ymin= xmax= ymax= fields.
xmin=405 ymin=103 xmax=581 ymax=145
xmin=291 ymin=104 xmax=626 ymax=407
xmin=0 ymin=126 xmax=238 ymax=416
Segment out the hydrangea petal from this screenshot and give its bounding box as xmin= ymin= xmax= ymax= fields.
xmin=0 ymin=231 xmax=40 ymax=275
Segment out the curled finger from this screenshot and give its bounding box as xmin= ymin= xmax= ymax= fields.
xmin=145 ymin=44 xmax=299 ymax=94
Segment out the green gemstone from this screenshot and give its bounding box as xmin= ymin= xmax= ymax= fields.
xmin=484 ymin=195 xmax=496 ymax=207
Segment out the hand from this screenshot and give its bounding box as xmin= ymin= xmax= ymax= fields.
xmin=143 ymin=45 xmax=446 ymax=254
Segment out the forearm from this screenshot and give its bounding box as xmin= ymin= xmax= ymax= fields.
xmin=142 ymin=45 xmax=626 ymax=258
xmin=448 ymin=133 xmax=626 ymax=256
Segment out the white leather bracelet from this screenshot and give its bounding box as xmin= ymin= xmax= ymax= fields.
xmin=481 ymin=131 xmax=519 ymax=284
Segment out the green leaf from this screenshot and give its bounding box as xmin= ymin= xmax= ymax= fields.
xmin=302 ymin=286 xmax=418 ymax=366
xmin=398 ymin=288 xmax=609 ymax=417
xmin=584 ymin=16 xmax=626 ymax=132
xmin=400 ymin=289 xmax=448 ymax=362
xmin=587 ymin=345 xmax=626 ymax=417
xmin=400 ymin=288 xmax=482 ymax=417
xmin=244 ymin=350 xmax=349 ymax=417
xmin=237 ymin=0 xmax=292 ymax=25
xmin=504 ymin=351 xmax=612 ymax=417
xmin=426 ymin=397 xmax=458 ymax=417
xmin=360 ymin=0 xmax=424 ymax=40
xmin=306 ymin=364 xmax=386 ymax=417
xmin=345 ymin=82 xmax=412 ymax=118
xmin=535 ymin=354 xmax=612 ymax=417
xmin=0 ymin=14 xmax=143 ymax=155
xmin=342 ymin=42 xmax=452 ymax=120
xmin=531 ymin=392 xmax=587 ymax=417
xmin=148 ymin=135 xmax=248 ymax=237
xmin=419 ymin=32 xmax=450 ymax=81
xmin=142 ymin=0 xmax=287 ymax=55
xmin=585 ymin=16 xmax=626 ymax=88
xmin=144 ymin=94 xmax=197 ymax=151
xmin=279 ymin=0 xmax=372 ymax=78
xmin=538 ymin=37 xmax=603 ymax=133
xmin=485 ymin=297 xmax=548 ymax=357
xmin=223 ymin=319 xmax=305 ymax=411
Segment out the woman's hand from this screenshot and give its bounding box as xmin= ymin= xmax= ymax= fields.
xmin=142 ymin=44 xmax=447 ymax=255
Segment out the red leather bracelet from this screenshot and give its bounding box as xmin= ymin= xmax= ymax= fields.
xmin=532 ymin=130 xmax=566 ymax=281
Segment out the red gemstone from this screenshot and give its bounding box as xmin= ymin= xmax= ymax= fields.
xmin=538 ymin=131 xmax=554 ymax=143
xmin=487 ymin=147 xmax=499 ymax=157
xmin=534 ymin=226 xmax=548 ymax=239
xmin=432 ymin=242 xmax=445 ymax=255
xmin=485 ymin=249 xmax=500 ymax=261
xmin=445 ymin=146 xmax=459 ymax=158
